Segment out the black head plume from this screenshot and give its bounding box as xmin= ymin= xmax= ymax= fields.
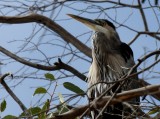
xmin=95 ymin=19 xmax=116 ymax=30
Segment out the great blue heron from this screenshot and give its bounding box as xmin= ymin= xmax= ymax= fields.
xmin=68 ymin=14 xmax=139 ymax=119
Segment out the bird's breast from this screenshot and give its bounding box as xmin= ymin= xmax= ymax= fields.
xmin=87 ymin=52 xmax=134 ymax=97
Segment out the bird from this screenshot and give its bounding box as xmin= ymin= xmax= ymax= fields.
xmin=67 ymin=14 xmax=139 ymax=119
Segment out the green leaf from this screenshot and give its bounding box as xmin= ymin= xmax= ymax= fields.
xmin=45 ymin=73 xmax=55 ymax=81
xmin=148 ymin=107 xmax=160 ymax=115
xmin=1 ymin=99 xmax=6 ymax=112
xmin=33 ymin=87 xmax=47 ymax=96
xmin=29 ymin=107 xmax=41 ymax=115
xmin=20 ymin=107 xmax=41 ymax=116
xmin=63 ymin=82 xmax=84 ymax=96
xmin=42 ymin=99 xmax=50 ymax=111
xmin=3 ymin=115 xmax=17 ymax=119
xmin=40 ymin=99 xmax=50 ymax=119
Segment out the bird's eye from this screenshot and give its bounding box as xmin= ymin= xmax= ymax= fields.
xmin=102 ymin=22 xmax=106 ymax=27
xmin=95 ymin=20 xmax=99 ymax=24
xmin=95 ymin=20 xmax=102 ymax=25
xmin=95 ymin=20 xmax=106 ymax=26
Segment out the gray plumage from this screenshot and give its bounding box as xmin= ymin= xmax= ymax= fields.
xmin=67 ymin=14 xmax=139 ymax=119
xmin=88 ymin=32 xmax=139 ymax=119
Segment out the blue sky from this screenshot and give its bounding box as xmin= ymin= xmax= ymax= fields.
xmin=0 ymin=0 xmax=159 ymax=117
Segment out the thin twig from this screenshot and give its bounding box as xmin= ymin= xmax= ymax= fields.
xmin=138 ymin=0 xmax=149 ymax=31
xmin=50 ymin=85 xmax=159 ymax=119
xmin=0 ymin=46 xmax=86 ymax=82
xmin=79 ymin=83 xmax=117 ymax=118
xmin=96 ymin=81 xmax=125 ymax=119
xmin=0 ymin=73 xmax=30 ymax=117
xmin=128 ymin=33 xmax=140 ymax=45
xmin=0 ymin=13 xmax=91 ymax=57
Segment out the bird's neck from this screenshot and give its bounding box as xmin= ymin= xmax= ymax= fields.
xmin=92 ymin=31 xmax=121 ymax=53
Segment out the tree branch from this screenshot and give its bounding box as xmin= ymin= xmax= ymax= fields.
xmin=50 ymin=85 xmax=160 ymax=119
xmin=139 ymin=79 xmax=160 ymax=100
xmin=54 ymin=58 xmax=86 ymax=81
xmin=0 ymin=13 xmax=91 ymax=58
xmin=128 ymin=31 xmax=160 ymax=45
xmin=0 ymin=46 xmax=59 ymax=70
xmin=138 ymin=0 xmax=149 ymax=31
xmin=0 ymin=46 xmax=86 ymax=82
xmin=0 ymin=73 xmax=29 ymax=117
xmin=70 ymin=0 xmax=139 ymax=8
xmin=1 ymin=46 xmax=160 ymax=101
xmin=0 ymin=13 xmax=159 ymax=102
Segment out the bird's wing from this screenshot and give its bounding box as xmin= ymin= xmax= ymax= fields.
xmin=119 ymin=42 xmax=134 ymax=63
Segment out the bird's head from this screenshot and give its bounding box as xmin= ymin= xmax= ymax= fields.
xmin=67 ymin=14 xmax=116 ymax=36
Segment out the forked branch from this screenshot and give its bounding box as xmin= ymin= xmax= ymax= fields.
xmin=50 ymin=85 xmax=160 ymax=119
xmin=0 ymin=13 xmax=91 ymax=57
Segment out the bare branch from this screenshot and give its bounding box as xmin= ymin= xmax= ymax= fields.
xmin=0 ymin=73 xmax=29 ymax=116
xmin=0 ymin=13 xmax=91 ymax=57
xmin=128 ymin=33 xmax=140 ymax=45
xmin=139 ymin=79 xmax=160 ymax=100
xmin=138 ymin=0 xmax=149 ymax=31
xmin=50 ymin=85 xmax=160 ymax=119
xmin=0 ymin=46 xmax=59 ymax=70
xmin=1 ymin=45 xmax=160 ymax=101
xmin=0 ymin=46 xmax=86 ymax=81
xmin=54 ymin=58 xmax=86 ymax=81
xmin=66 ymin=0 xmax=139 ymax=8
xmin=128 ymin=31 xmax=160 ymax=45
xmin=0 ymin=1 xmax=159 ymax=118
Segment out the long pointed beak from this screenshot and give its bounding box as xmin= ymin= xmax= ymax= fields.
xmin=67 ymin=14 xmax=98 ymax=31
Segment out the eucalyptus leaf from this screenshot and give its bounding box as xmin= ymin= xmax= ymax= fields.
xmin=33 ymin=87 xmax=47 ymax=96
xmin=1 ymin=99 xmax=6 ymax=112
xmin=20 ymin=107 xmax=41 ymax=116
xmin=3 ymin=115 xmax=17 ymax=119
xmin=45 ymin=73 xmax=55 ymax=81
xmin=42 ymin=99 xmax=50 ymax=111
xmin=63 ymin=82 xmax=84 ymax=96
xmin=40 ymin=99 xmax=50 ymax=119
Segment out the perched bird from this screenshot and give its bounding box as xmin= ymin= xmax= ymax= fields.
xmin=68 ymin=14 xmax=139 ymax=119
